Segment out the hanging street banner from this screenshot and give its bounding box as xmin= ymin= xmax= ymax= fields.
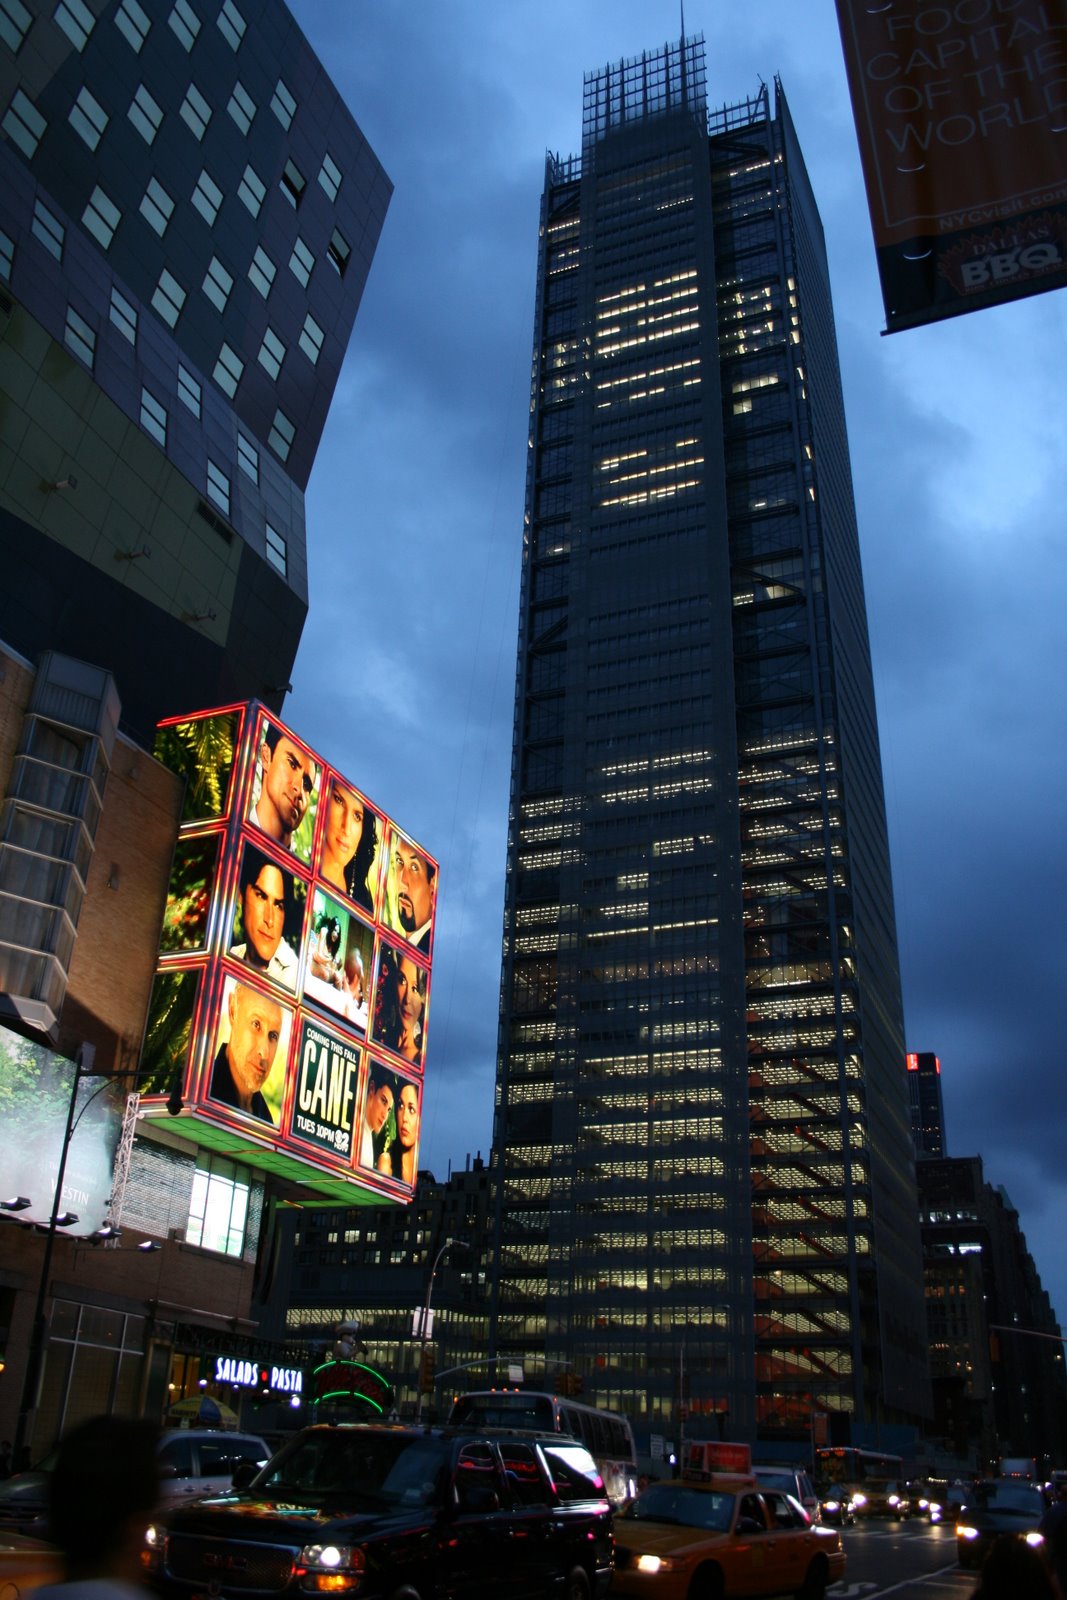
xmin=836 ymin=0 xmax=1067 ymax=331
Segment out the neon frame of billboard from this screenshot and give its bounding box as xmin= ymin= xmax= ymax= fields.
xmin=140 ymin=701 xmax=438 ymax=1206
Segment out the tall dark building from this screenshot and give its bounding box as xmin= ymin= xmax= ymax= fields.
xmin=907 ymin=1050 xmax=946 ymax=1158
xmin=0 ymin=0 xmax=390 ymax=744
xmin=490 ymin=38 xmax=929 ymax=1445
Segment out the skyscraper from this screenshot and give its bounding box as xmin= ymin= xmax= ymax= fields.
xmin=0 ymin=0 xmax=390 ymax=744
xmin=907 ymin=1051 xmax=946 ymax=1158
xmin=490 ymin=37 xmax=929 ymax=1444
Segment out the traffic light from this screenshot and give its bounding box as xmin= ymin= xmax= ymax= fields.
xmin=419 ymin=1347 xmax=436 ymax=1394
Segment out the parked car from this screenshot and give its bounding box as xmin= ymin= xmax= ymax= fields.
xmin=145 ymin=1423 xmax=614 ymax=1600
xmin=814 ymin=1480 xmax=857 ymax=1526
xmin=0 ymin=1429 xmax=270 ymax=1536
xmin=956 ymin=1477 xmax=1048 ymax=1570
xmin=752 ymin=1464 xmax=821 ymax=1522
xmin=613 ymin=1472 xmax=845 ymax=1600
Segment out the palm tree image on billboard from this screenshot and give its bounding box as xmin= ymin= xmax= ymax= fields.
xmin=141 ymin=702 xmax=438 ymax=1204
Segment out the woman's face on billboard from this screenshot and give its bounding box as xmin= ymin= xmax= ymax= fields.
xmin=397 ymin=1083 xmax=419 ymax=1150
xmin=321 ymin=783 xmax=365 ymax=886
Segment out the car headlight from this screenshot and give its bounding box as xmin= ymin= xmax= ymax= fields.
xmin=852 ymin=1493 xmax=867 ymax=1507
xmin=824 ymin=1500 xmax=840 ymax=1512
xmin=1026 ymin=1532 xmax=1045 ymax=1549
xmin=957 ymin=1524 xmax=979 ymax=1540
xmin=888 ymin=1495 xmax=900 ymax=1506
xmin=295 ymin=1544 xmax=365 ymax=1593
xmin=141 ymin=1523 xmax=166 ymax=1574
xmin=636 ymin=1555 xmax=682 ymax=1574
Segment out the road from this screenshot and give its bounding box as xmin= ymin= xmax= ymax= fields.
xmin=828 ymin=1516 xmax=977 ymax=1599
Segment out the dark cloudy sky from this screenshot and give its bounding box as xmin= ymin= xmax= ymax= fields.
xmin=284 ymin=2 xmax=1067 ymax=1330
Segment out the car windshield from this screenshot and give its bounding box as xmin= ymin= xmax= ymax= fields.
xmin=258 ymin=1433 xmax=451 ymax=1508
xmin=623 ymin=1485 xmax=734 ymax=1532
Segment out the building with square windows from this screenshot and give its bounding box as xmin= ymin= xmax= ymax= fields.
xmin=490 ymin=37 xmax=930 ymax=1447
xmin=0 ymin=0 xmax=390 ymax=745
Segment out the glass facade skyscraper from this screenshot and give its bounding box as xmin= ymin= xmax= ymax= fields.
xmin=490 ymin=38 xmax=929 ymax=1442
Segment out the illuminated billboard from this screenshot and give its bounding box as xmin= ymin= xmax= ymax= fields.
xmin=141 ymin=704 xmax=437 ymax=1205
xmin=836 ymin=0 xmax=1067 ymax=331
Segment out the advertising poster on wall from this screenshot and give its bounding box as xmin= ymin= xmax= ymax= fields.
xmin=145 ymin=701 xmax=437 ymax=1204
xmin=0 ymin=1025 xmax=123 ymax=1235
xmin=835 ymin=0 xmax=1067 ymax=331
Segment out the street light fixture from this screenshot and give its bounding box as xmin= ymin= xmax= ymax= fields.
xmin=415 ymin=1236 xmax=470 ymax=1423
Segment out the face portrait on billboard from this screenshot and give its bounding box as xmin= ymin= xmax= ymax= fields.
xmin=382 ymin=826 xmax=437 ymax=954
xmin=249 ymin=717 xmax=318 ymax=862
xmin=372 ymin=941 xmax=428 ymax=1069
xmin=208 ymin=976 xmax=291 ymax=1125
xmin=229 ymin=843 xmax=304 ymax=992
xmin=317 ymin=777 xmax=381 ymax=917
xmin=358 ymin=1062 xmax=396 ymax=1172
xmin=376 ymin=1075 xmax=420 ymax=1188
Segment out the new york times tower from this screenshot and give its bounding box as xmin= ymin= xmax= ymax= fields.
xmin=489 ymin=37 xmax=929 ymax=1447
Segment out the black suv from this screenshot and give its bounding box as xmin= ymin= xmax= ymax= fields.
xmin=146 ymin=1422 xmax=614 ymax=1600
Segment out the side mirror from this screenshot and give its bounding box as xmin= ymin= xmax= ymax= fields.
xmin=735 ymin=1517 xmax=764 ymax=1536
xmin=231 ymin=1462 xmax=260 ymax=1490
xmin=158 ymin=1463 xmax=181 ymax=1480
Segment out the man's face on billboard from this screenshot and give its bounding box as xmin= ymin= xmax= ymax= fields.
xmin=226 ymin=984 xmax=282 ymax=1102
xmin=259 ymin=736 xmax=314 ymax=839
xmin=243 ymin=864 xmax=286 ymax=966
xmin=365 ymin=1080 xmax=393 ymax=1134
xmin=393 ymin=841 xmax=433 ymax=933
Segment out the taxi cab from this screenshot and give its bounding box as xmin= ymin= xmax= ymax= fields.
xmin=613 ymin=1443 xmax=845 ymax=1600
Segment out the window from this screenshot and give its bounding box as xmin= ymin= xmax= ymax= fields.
xmin=270 ymin=76 xmax=295 ymax=128
xmin=279 ymin=158 xmax=305 ymax=208
xmin=186 ymin=1156 xmax=250 ymax=1257
xmin=168 ymin=0 xmax=198 ymax=48
xmin=54 ymin=0 xmax=94 ymax=50
xmin=82 ymin=187 xmax=120 ymax=249
xmin=63 ymin=304 xmax=95 ymax=367
xmin=31 ymin=198 xmax=64 ymax=261
xmin=327 ymin=226 xmax=351 ymax=277
xmin=68 ymin=85 xmax=107 ymax=149
xmin=202 ymin=255 xmax=233 ymax=312
xmin=237 ymin=434 xmax=258 ymax=484
xmin=227 ymin=80 xmax=254 ymax=134
xmin=115 ymin=0 xmax=150 ymax=52
xmin=299 ymin=313 xmax=324 ymax=365
xmin=288 ymin=237 xmax=314 ymax=288
xmin=3 ymin=89 xmax=46 ymax=157
xmin=0 ymin=228 xmax=14 ymax=280
xmin=318 ymin=152 xmax=342 ymax=202
xmin=206 ymin=460 xmax=230 ymax=515
xmin=151 ymin=268 xmax=185 ymax=327
xmin=128 ymin=82 xmax=162 ymax=144
xmin=1 ymin=0 xmax=32 ymax=53
xmin=265 ymin=522 xmax=287 ymax=576
xmin=179 ymin=82 xmax=210 ymax=140
xmin=192 ymin=168 xmax=223 ymax=225
xmin=257 ymin=326 xmax=285 ymax=380
xmin=268 ymin=409 xmax=294 ymax=461
xmin=177 ymin=362 xmax=201 ymax=417
xmin=217 ymin=0 xmax=244 ymax=48
xmin=213 ymin=342 xmax=243 ymax=397
xmin=140 ymin=387 xmax=167 ymax=447
xmin=140 ymin=177 xmax=174 ymax=237
xmin=237 ymin=163 xmax=265 ymax=217
xmin=248 ymin=244 xmax=275 ymax=299
xmin=109 ymin=286 xmax=137 ymax=344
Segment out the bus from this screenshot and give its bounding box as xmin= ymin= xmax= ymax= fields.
xmin=447 ymin=1389 xmax=637 ymax=1506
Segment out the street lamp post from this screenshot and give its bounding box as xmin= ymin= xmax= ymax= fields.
xmin=415 ymin=1236 xmax=469 ymax=1423
xmin=12 ymin=1049 xmax=133 ymax=1462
